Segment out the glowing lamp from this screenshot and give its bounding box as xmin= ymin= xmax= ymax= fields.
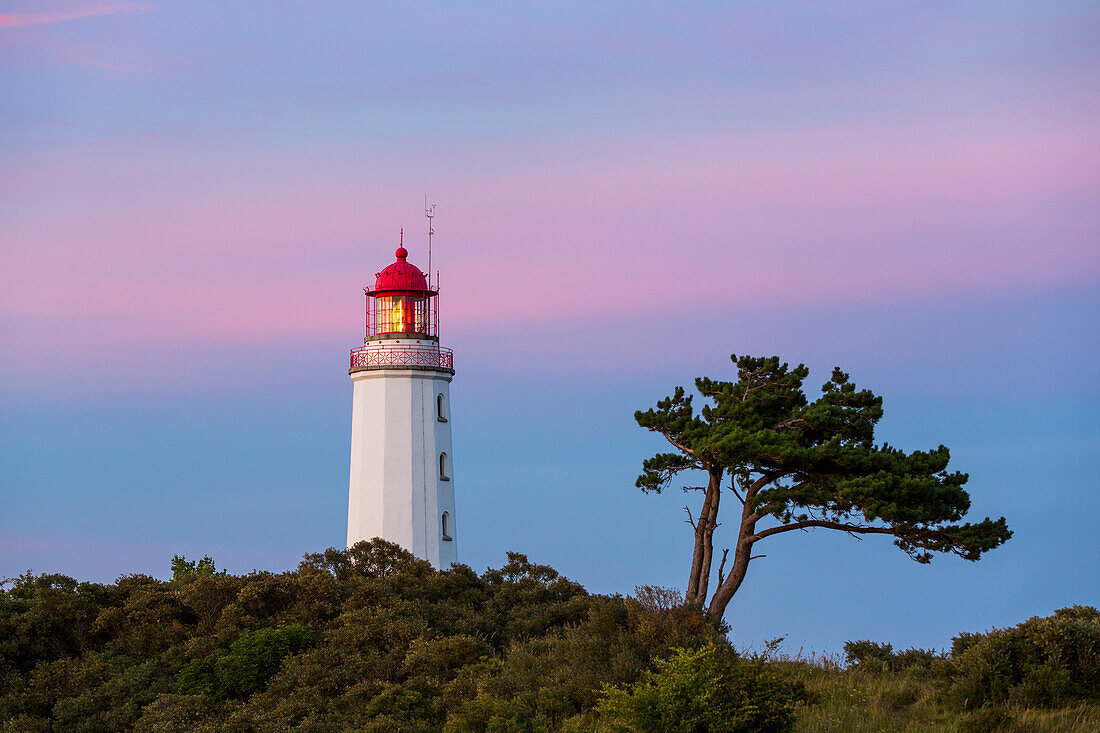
xmin=364 ymin=246 xmax=438 ymax=339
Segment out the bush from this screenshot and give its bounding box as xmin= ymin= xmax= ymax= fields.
xmin=946 ymin=605 xmax=1100 ymax=708
xmin=843 ymin=640 xmax=946 ymax=678
xmin=0 ymin=540 xmax=715 ymax=731
xmin=443 ymin=596 xmax=724 ymax=729
xmin=596 ymin=643 xmax=807 ymax=733
xmin=175 ymin=624 xmax=317 ymax=699
xmin=844 ymin=640 xmax=896 ymax=672
xmin=10 ymin=540 xmax=1092 ymax=730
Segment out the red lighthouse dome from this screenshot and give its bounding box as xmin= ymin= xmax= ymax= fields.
xmin=362 ymin=235 xmax=439 ymax=340
xmin=374 ymin=247 xmax=429 ymax=292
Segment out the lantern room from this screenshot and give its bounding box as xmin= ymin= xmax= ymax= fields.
xmin=364 ymin=246 xmax=439 ymax=340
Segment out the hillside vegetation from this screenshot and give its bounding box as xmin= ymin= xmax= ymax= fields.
xmin=1 ymin=541 xmax=1096 ymax=732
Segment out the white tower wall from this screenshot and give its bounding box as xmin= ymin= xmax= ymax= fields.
xmin=347 ymin=342 xmax=456 ymax=568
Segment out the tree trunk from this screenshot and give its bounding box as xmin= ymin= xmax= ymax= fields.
xmin=694 ymin=468 xmax=723 ymax=604
xmin=705 ymin=476 xmax=769 ymax=618
xmin=706 ymin=535 xmax=752 ymax=618
xmin=685 ymin=468 xmax=722 ymax=605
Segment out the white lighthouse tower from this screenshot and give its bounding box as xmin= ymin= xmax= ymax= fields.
xmin=346 ymin=235 xmax=457 ymax=568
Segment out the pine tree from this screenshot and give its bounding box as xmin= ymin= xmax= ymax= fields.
xmin=635 ymin=354 xmax=1011 ymax=619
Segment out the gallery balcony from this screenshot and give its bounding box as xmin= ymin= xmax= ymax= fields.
xmin=349 ymin=344 xmax=454 ymax=373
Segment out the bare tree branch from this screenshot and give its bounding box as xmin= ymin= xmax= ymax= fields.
xmin=663 ymin=433 xmax=694 ymax=456
xmin=716 ymin=548 xmax=730 ymax=586
xmin=738 ymin=474 xmax=775 ymax=525
xmin=683 ymin=506 xmax=697 ymax=530
xmin=745 ymin=474 xmax=774 ymax=496
xmin=773 ymin=417 xmax=807 ymax=431
xmin=752 ymin=520 xmax=896 ymax=542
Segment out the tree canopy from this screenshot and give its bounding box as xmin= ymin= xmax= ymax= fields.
xmin=635 ymin=354 xmax=1012 ymax=619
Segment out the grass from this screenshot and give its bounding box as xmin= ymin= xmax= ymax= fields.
xmin=762 ymin=658 xmax=1100 ymax=733
xmin=563 ymin=659 xmax=1100 ymax=732
xmin=563 ymin=648 xmax=1100 ymax=732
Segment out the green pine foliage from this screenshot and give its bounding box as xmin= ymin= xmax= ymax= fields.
xmin=634 ymin=355 xmax=1011 ymax=618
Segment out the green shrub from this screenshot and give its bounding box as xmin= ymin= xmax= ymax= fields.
xmin=596 ymin=643 xmax=807 ymax=733
xmin=946 ymin=605 xmax=1100 ymax=709
xmin=844 ymin=640 xmax=896 ymax=672
xmin=175 ymin=624 xmax=316 ymax=699
xmin=9 ymin=541 xmax=1094 ymax=730
xmin=950 ymin=631 xmax=984 ymax=658
xmin=402 ymin=635 xmax=491 ymax=680
xmin=844 ymin=640 xmax=945 ymax=677
xmin=442 ymin=596 xmax=722 ymax=729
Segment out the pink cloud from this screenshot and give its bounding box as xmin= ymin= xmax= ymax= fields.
xmin=1 ymin=113 xmax=1096 ymax=383
xmin=0 ymin=1 xmax=143 ymax=30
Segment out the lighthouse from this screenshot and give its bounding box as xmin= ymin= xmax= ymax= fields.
xmin=346 ymin=236 xmax=457 ymax=568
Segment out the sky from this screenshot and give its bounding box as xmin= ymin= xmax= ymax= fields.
xmin=1 ymin=0 xmax=1098 ymax=653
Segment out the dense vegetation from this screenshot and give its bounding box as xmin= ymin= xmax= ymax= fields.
xmin=1 ymin=541 xmax=1095 ymax=732
xmin=782 ymin=604 xmax=1100 ymax=732
xmin=0 ymin=541 xmax=729 ymax=732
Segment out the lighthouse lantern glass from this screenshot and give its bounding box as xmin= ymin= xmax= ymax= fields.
xmin=367 ymin=292 xmax=438 ymax=338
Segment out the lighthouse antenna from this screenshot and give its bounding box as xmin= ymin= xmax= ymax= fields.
xmin=425 ymin=195 xmax=436 ymax=289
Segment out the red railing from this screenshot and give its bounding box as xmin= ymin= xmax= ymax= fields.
xmin=350 ymin=344 xmax=453 ymax=371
